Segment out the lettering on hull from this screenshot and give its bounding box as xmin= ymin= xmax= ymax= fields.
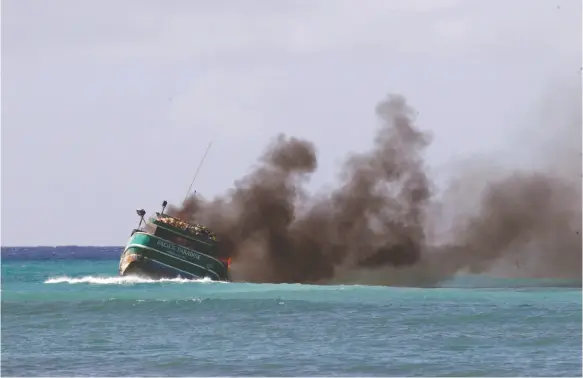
xmin=156 ymin=239 xmax=202 ymax=260
xmin=122 ymin=233 xmax=228 ymax=281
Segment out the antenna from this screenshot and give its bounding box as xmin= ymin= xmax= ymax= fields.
xmin=136 ymin=208 xmax=146 ymax=228
xmin=183 ymin=141 xmax=213 ymax=203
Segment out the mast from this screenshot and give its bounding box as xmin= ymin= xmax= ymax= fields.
xmin=183 ymin=141 xmax=213 ymax=203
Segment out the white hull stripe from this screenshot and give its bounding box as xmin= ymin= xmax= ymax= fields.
xmin=145 ymin=257 xmax=201 ymax=279
xmin=129 ymin=232 xmax=224 ymax=266
xmin=120 ymin=252 xmax=198 ymax=279
xmin=124 ymin=243 xmax=221 ymax=280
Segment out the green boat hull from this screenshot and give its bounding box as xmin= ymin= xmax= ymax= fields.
xmin=119 ymin=232 xmax=229 ymax=281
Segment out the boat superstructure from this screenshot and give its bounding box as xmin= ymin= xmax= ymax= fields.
xmin=119 ymin=200 xmax=230 ymax=281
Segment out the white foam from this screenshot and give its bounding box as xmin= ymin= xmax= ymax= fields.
xmin=44 ymin=275 xmax=225 ymax=285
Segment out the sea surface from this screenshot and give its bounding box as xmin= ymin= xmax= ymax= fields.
xmin=1 ymin=246 xmax=582 ymax=377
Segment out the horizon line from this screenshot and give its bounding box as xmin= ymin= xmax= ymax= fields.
xmin=1 ymin=245 xmax=124 ymax=248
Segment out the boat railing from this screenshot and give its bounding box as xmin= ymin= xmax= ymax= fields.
xmin=153 ymin=213 xmax=217 ymax=241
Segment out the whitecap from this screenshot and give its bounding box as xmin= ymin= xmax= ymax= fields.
xmin=44 ymin=275 xmax=226 ymax=285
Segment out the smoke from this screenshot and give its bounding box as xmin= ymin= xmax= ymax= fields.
xmin=168 ymin=91 xmax=582 ymax=286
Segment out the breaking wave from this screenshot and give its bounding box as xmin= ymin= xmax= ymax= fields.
xmin=44 ymin=275 xmax=228 ymax=285
xmin=42 ymin=273 xmax=581 ymax=289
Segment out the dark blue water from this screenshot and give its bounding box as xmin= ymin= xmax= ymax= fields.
xmin=2 ymin=247 xmax=581 ymax=376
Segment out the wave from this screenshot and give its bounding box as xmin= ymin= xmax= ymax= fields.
xmin=41 ymin=273 xmax=581 ymax=290
xmin=44 ymin=275 xmax=228 ymax=285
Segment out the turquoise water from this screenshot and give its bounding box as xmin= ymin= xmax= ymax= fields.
xmin=2 ymin=247 xmax=582 ymax=376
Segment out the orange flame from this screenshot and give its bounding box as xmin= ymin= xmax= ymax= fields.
xmin=220 ymin=257 xmax=232 ymax=268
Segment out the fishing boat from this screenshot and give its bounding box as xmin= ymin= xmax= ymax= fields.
xmin=118 ymin=200 xmax=231 ymax=281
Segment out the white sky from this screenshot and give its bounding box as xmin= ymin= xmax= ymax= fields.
xmin=1 ymin=0 xmax=581 ymax=246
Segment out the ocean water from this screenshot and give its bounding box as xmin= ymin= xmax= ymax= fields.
xmin=1 ymin=247 xmax=581 ymax=377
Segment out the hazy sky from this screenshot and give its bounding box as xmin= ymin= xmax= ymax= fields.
xmin=1 ymin=0 xmax=581 ymax=246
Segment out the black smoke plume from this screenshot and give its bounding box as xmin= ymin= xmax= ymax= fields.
xmin=168 ymin=92 xmax=581 ymax=286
